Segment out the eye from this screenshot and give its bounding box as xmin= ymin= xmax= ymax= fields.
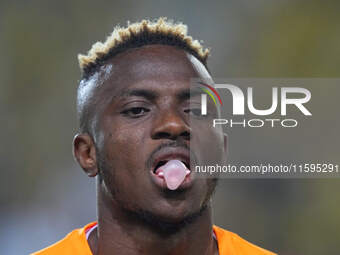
xmin=184 ymin=108 xmax=202 ymax=117
xmin=121 ymin=107 xmax=150 ymax=118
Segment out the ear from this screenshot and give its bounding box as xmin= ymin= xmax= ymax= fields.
xmin=73 ymin=133 xmax=98 ymax=177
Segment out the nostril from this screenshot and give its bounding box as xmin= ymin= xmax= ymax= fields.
xmin=152 ymin=131 xmax=191 ymax=140
xmin=153 ymin=132 xmax=172 ymax=140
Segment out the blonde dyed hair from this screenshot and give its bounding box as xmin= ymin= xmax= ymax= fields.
xmin=78 ymin=17 xmax=210 ymax=79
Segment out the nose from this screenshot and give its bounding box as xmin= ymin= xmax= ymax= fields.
xmin=151 ymin=109 xmax=191 ymax=141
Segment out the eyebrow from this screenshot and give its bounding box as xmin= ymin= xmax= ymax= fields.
xmin=177 ymin=89 xmax=202 ymax=101
xmin=119 ymin=89 xmax=158 ymax=101
xmin=118 ymin=87 xmax=202 ymax=102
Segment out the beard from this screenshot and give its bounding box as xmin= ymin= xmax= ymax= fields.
xmin=95 ymin=142 xmax=218 ymax=236
xmin=123 ymin=201 xmax=209 ymax=236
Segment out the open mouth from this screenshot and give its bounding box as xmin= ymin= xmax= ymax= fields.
xmin=153 ymin=160 xmax=190 ymax=174
xmin=149 ymin=148 xmax=194 ymax=190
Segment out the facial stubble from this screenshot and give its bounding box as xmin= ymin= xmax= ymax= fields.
xmin=95 ymin=143 xmax=218 ymax=236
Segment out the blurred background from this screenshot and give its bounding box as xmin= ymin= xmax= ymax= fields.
xmin=1 ymin=0 xmax=340 ymax=254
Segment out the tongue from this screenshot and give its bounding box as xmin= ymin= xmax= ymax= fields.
xmin=158 ymin=160 xmax=188 ymax=190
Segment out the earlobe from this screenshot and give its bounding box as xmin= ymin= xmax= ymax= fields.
xmin=73 ymin=133 xmax=98 ymax=177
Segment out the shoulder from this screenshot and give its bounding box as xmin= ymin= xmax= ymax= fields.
xmin=213 ymin=225 xmax=277 ymax=255
xmin=31 ymin=222 xmax=96 ymax=255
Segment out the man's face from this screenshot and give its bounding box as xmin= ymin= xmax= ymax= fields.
xmin=89 ymin=45 xmax=226 ymax=223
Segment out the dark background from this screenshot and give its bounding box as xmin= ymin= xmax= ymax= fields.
xmin=1 ymin=1 xmax=340 ymax=254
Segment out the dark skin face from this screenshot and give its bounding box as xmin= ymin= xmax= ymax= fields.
xmin=73 ymin=45 xmax=227 ymax=255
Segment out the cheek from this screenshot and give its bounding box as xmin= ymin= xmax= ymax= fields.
xmin=99 ymin=129 xmax=149 ymax=203
xmin=103 ymin=118 xmax=141 ymax=153
xmin=102 ymin=124 xmax=150 ymax=184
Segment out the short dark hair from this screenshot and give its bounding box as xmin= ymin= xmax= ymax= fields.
xmin=78 ymin=17 xmax=210 ymax=79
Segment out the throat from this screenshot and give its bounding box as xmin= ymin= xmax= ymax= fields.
xmin=93 ymin=205 xmax=217 ymax=255
xmin=87 ymin=223 xmax=219 ymax=255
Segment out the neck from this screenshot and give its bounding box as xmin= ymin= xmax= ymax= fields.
xmin=89 ymin=187 xmax=218 ymax=255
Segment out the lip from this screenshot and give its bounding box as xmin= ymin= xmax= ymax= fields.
xmin=149 ymin=147 xmax=195 ymax=190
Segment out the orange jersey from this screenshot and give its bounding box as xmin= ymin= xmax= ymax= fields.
xmin=32 ymin=222 xmax=276 ymax=255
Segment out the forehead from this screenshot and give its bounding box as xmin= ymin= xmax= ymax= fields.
xmin=77 ymin=45 xmax=212 ymax=122
xmin=96 ymin=45 xmax=211 ymax=96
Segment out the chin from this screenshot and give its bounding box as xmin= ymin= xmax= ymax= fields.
xmin=154 ymin=191 xmax=206 ymax=219
xmin=131 ymin=203 xmax=208 ymax=235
